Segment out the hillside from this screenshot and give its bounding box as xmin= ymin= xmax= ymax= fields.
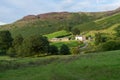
xmin=0 ymin=12 xmax=97 ymax=38
xmin=82 ymin=7 xmax=120 ymax=18
xmin=75 ymin=12 xmax=120 ymax=32
xmin=0 ymin=50 xmax=120 ymax=80
xmin=0 ymin=8 xmax=120 ymax=38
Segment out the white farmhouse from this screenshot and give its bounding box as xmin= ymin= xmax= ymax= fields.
xmin=75 ymin=36 xmax=86 ymax=41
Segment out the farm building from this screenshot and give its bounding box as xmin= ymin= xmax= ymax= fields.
xmin=50 ymin=37 xmax=69 ymax=42
xmin=75 ymin=35 xmax=86 ymax=41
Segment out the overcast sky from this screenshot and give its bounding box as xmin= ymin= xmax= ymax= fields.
xmin=0 ymin=0 xmax=120 ymax=24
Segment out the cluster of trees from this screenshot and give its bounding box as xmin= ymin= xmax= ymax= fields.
xmin=94 ymin=32 xmax=120 ymax=52
xmin=0 ymin=31 xmax=71 ymax=57
xmin=49 ymin=44 xmax=71 ymax=55
xmin=94 ymin=32 xmax=107 ymax=45
xmin=98 ymin=40 xmax=120 ymax=51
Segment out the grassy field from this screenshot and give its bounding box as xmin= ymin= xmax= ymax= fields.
xmin=45 ymin=30 xmax=71 ymax=39
xmin=0 ymin=50 xmax=120 ymax=80
xmin=50 ymin=40 xmax=83 ymax=48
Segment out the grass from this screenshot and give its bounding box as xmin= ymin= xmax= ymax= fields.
xmin=81 ymin=13 xmax=120 ymax=38
xmin=0 ymin=56 xmax=13 ymax=61
xmin=75 ymin=12 xmax=120 ymax=32
xmin=50 ymin=40 xmax=82 ymax=48
xmin=45 ymin=30 xmax=71 ymax=39
xmin=0 ymin=50 xmax=120 ymax=80
xmin=84 ymin=23 xmax=120 ymax=37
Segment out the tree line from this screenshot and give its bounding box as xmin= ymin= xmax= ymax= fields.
xmin=0 ymin=31 xmax=71 ymax=57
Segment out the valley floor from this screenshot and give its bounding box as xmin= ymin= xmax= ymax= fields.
xmin=0 ymin=50 xmax=120 ymax=80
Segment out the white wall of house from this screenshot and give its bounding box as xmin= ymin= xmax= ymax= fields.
xmin=75 ymin=36 xmax=85 ymax=41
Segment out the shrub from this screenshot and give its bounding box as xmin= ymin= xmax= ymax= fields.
xmin=71 ymin=47 xmax=80 ymax=55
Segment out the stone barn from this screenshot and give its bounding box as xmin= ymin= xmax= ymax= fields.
xmin=50 ymin=37 xmax=69 ymax=42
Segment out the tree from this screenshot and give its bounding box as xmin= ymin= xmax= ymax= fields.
xmin=12 ymin=34 xmax=23 ymax=48
xmin=95 ymin=33 xmax=101 ymax=45
xmin=71 ymin=28 xmax=80 ymax=35
xmin=21 ymin=35 xmax=50 ymax=56
xmin=95 ymin=33 xmax=107 ymax=45
xmin=49 ymin=45 xmax=59 ymax=55
xmin=60 ymin=44 xmax=71 ymax=55
xmin=0 ymin=31 xmax=13 ymax=55
xmin=7 ymin=34 xmax=24 ymax=57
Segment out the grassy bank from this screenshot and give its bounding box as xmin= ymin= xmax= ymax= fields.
xmin=0 ymin=50 xmax=120 ymax=80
